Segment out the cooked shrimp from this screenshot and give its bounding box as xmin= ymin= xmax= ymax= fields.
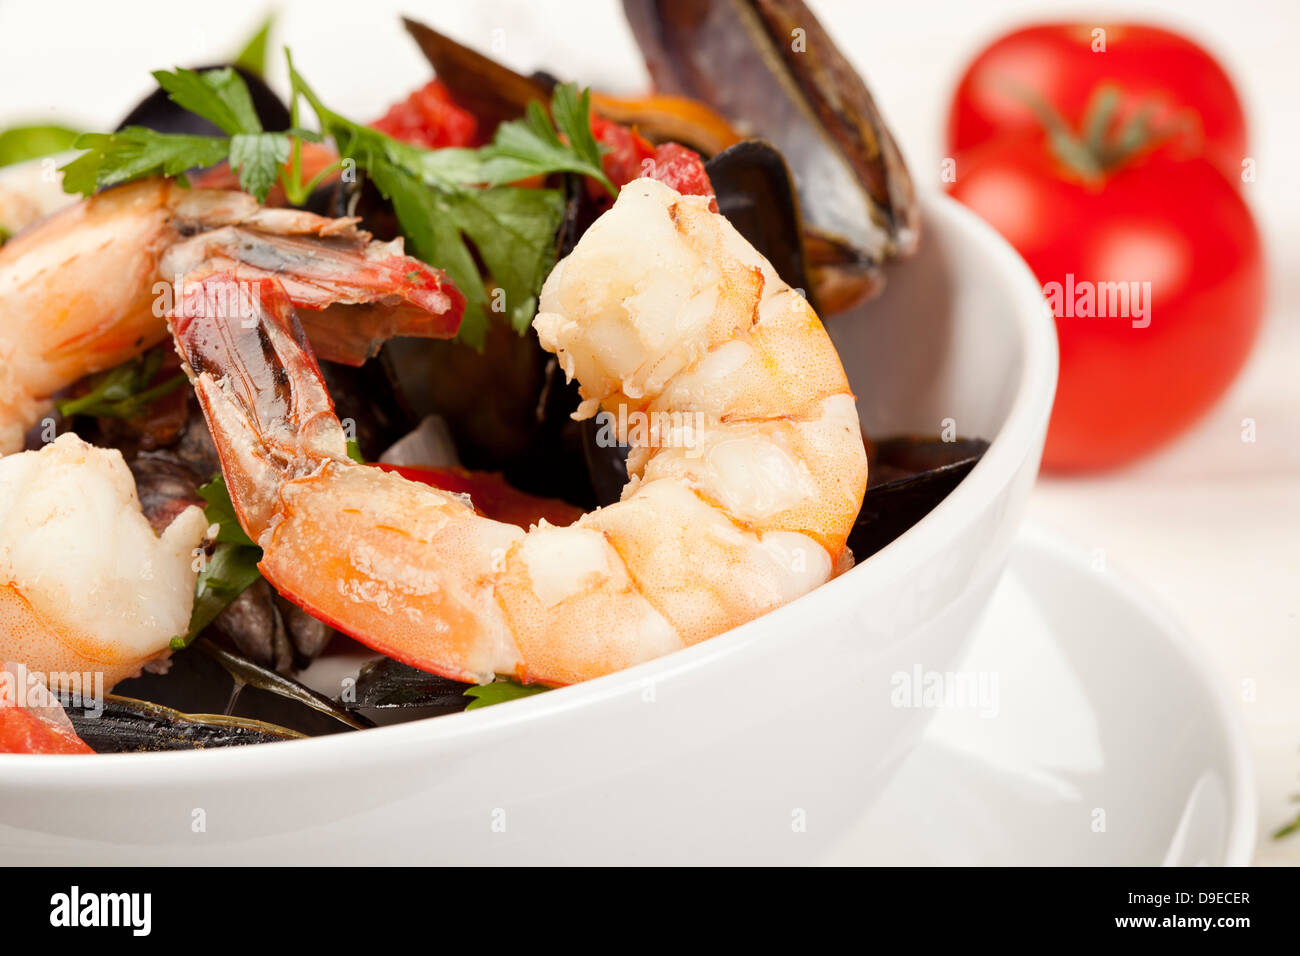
xmin=171 ymin=179 xmax=867 ymax=685
xmin=0 ymin=177 xmax=463 ymax=453
xmin=0 ymin=432 xmax=208 ymax=688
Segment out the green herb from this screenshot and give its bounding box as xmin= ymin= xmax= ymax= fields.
xmin=232 ymin=13 xmax=276 ymax=77
xmin=196 ymin=475 xmax=257 ymax=547
xmin=55 ymin=349 xmax=187 ymax=419
xmin=59 ymin=52 xmax=614 ymax=345
xmin=60 ymin=127 xmax=230 ymax=196
xmin=0 ymin=124 xmax=81 ymax=167
xmin=229 ymin=131 xmax=291 ymax=202
xmin=288 ymin=56 xmax=611 ymax=346
xmin=410 ymin=86 xmax=613 ymax=192
xmin=154 ymin=66 xmax=264 ymax=136
xmin=60 ymin=67 xmax=305 ymax=203
xmin=174 ymin=475 xmax=264 ymax=650
xmin=345 ymin=439 xmax=365 ymax=464
xmin=178 ymin=540 xmax=263 ymax=648
xmin=463 ymin=680 xmax=550 ymax=710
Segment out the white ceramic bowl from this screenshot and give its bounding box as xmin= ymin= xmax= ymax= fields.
xmin=0 ymin=192 xmax=1057 ymax=864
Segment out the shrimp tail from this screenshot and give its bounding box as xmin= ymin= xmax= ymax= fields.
xmin=170 ymin=274 xmax=346 ymax=540
xmin=170 ymin=272 xmax=522 ymax=685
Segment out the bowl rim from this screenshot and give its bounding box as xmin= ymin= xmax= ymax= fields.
xmin=0 ymin=190 xmax=1060 ymax=780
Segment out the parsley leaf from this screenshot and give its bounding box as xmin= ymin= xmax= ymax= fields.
xmin=463 ymin=680 xmax=550 ymax=710
xmin=229 ymin=131 xmax=291 ymax=202
xmin=59 ymin=53 xmax=612 ymax=345
xmin=449 ymin=185 xmax=567 ymax=332
xmin=288 ymin=58 xmax=607 ymax=346
xmin=60 ymin=127 xmax=229 ymax=196
xmin=178 ymin=540 xmax=263 ymax=649
xmin=153 ymin=66 xmax=263 ymax=135
xmin=61 ymin=69 xmax=296 ymax=202
xmin=174 ymin=474 xmax=264 ymax=650
xmin=196 ymin=475 xmax=257 ymax=547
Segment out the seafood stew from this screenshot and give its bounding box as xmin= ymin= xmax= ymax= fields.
xmin=0 ymin=4 xmax=989 ymax=755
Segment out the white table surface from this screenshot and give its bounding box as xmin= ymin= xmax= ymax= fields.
xmin=2 ymin=0 xmax=1295 ymax=864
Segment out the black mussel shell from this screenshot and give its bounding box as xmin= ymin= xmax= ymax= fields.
xmin=848 ymin=437 xmax=990 ymax=560
xmin=346 ymin=657 xmax=471 ymax=712
xmin=64 ymin=694 xmax=302 ymax=752
xmin=706 ymin=139 xmax=812 ymax=304
xmin=112 ymin=638 xmax=369 ymax=741
xmin=867 ymin=436 xmax=991 ymax=488
xmin=116 ymin=64 xmax=290 ymax=136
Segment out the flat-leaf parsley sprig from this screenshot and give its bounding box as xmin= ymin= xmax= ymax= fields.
xmin=60 ymin=52 xmax=616 ymax=347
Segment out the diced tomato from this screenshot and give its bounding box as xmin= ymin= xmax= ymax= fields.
xmin=590 ymin=113 xmax=657 ymax=188
xmin=378 ymin=464 xmax=582 ymax=530
xmin=0 ymin=666 xmax=93 ymax=755
xmin=0 ymin=706 xmax=92 ymax=754
xmin=645 ymin=142 xmax=717 ymax=209
xmin=371 ymin=81 xmax=479 ymax=149
xmin=589 ymin=113 xmax=715 ymax=209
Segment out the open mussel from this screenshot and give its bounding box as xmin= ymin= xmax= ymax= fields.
xmin=848 ymin=437 xmax=990 ymax=560
xmin=623 ymin=0 xmax=918 ymax=308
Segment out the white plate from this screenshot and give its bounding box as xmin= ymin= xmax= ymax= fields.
xmin=823 ymin=524 xmax=1257 ymax=866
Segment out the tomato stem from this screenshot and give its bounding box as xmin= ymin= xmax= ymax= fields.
xmin=1006 ymin=81 xmax=1190 ymax=181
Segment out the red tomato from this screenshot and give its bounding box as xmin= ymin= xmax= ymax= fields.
xmin=0 ymin=676 xmax=93 ymax=756
xmin=371 ymin=81 xmax=479 ymax=149
xmin=644 ymin=142 xmax=717 ymax=210
xmin=950 ymin=137 xmax=1264 ymax=471
xmin=947 ymin=23 xmax=1249 ymax=181
xmin=590 ymin=113 xmax=656 ymax=188
xmin=378 ymin=464 xmax=582 ymax=529
xmin=0 ymin=705 xmax=92 ymax=754
xmin=590 ymin=115 xmax=715 ymax=207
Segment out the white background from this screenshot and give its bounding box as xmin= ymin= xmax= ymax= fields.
xmin=1 ymin=0 xmax=1296 ymax=863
